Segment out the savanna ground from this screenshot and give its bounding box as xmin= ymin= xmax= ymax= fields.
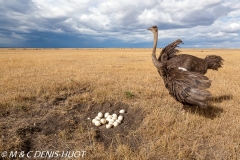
xmin=0 ymin=48 xmax=239 ymax=160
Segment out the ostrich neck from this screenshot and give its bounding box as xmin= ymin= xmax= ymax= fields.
xmin=151 ymin=31 xmax=162 ymax=69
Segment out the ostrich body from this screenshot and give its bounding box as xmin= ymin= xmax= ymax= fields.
xmin=148 ymin=26 xmax=223 ymax=107
xmin=156 ymin=30 xmax=223 ymax=75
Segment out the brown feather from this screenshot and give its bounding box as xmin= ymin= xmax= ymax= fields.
xmin=205 ymin=55 xmax=224 ymax=70
xmin=158 ymin=39 xmax=183 ymax=62
xmin=158 ymin=39 xmax=224 ymax=74
xmin=162 ymin=67 xmax=212 ymax=107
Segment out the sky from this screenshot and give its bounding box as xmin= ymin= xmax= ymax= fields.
xmin=0 ymin=0 xmax=240 ymax=48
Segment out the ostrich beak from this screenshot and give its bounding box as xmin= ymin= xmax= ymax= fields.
xmin=147 ymin=28 xmax=151 ymax=30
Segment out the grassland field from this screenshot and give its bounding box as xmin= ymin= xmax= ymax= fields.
xmin=0 ymin=48 xmax=240 ymax=159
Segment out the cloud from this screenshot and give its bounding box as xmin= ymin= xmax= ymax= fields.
xmin=0 ymin=0 xmax=240 ymax=48
xmin=11 ymin=32 xmax=26 ymax=40
xmin=223 ymin=22 xmax=240 ymax=32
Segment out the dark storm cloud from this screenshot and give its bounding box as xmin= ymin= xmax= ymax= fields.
xmin=0 ymin=0 xmax=239 ymax=48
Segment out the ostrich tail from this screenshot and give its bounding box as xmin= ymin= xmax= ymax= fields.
xmin=158 ymin=39 xmax=183 ymax=62
xmin=205 ymin=55 xmax=224 ymax=70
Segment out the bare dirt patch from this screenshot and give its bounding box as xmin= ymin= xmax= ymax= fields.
xmin=0 ymin=90 xmax=145 ymax=159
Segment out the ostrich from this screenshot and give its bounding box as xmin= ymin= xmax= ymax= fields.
xmin=148 ymin=26 xmax=223 ymax=107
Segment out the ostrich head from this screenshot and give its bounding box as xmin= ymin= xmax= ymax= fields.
xmin=148 ymin=26 xmax=158 ymax=33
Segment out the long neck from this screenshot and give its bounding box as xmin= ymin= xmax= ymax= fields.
xmin=151 ymin=31 xmax=162 ymax=69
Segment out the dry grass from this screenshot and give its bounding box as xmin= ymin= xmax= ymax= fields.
xmin=0 ymin=48 xmax=240 ymax=159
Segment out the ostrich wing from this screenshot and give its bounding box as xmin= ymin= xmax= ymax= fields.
xmin=158 ymin=39 xmax=183 ymax=62
xmin=163 ymin=69 xmax=212 ymax=107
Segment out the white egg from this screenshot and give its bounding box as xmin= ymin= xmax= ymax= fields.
xmin=113 ymin=121 xmax=119 ymax=127
xmin=100 ymin=118 xmax=106 ymax=124
xmin=98 ymin=112 xmax=103 ymax=118
xmin=112 ymin=117 xmax=117 ymax=121
xmin=92 ymin=119 xmax=97 ymax=123
xmin=106 ymin=123 xmax=113 ymax=129
xmin=104 ymin=112 xmax=110 ymax=118
xmin=94 ymin=121 xmax=101 ymax=126
xmin=107 ymin=115 xmax=113 ymax=119
xmin=112 ymin=113 xmax=117 ymax=117
xmin=106 ymin=117 xmax=110 ymax=122
xmin=108 ymin=121 xmax=113 ymax=125
xmin=119 ymin=109 xmax=125 ymax=114
xmin=116 ymin=119 xmax=122 ymax=124
xmin=95 ymin=116 xmax=101 ymax=121
xmin=109 ymin=119 xmax=115 ymax=124
xmin=118 ymin=115 xmax=123 ymax=121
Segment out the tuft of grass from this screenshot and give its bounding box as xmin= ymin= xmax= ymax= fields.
xmin=125 ymin=91 xmax=134 ymax=99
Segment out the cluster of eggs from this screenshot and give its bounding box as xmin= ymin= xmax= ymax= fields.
xmin=92 ymin=109 xmax=125 ymax=129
